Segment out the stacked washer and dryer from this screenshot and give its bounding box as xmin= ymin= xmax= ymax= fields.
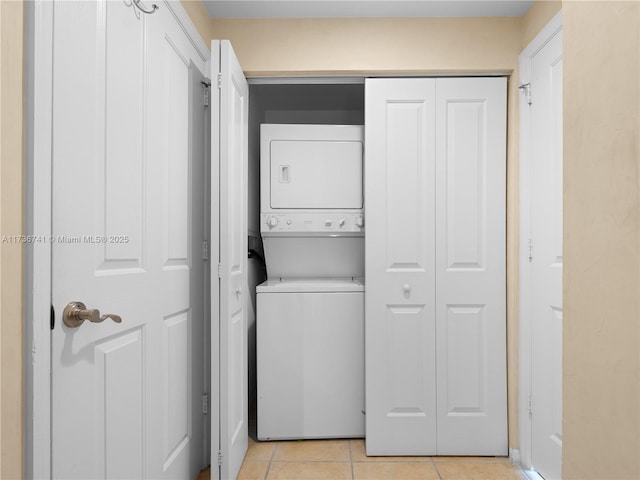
xmin=256 ymin=124 xmax=365 ymax=440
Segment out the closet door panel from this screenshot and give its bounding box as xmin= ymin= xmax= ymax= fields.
xmin=435 ymin=77 xmax=508 ymax=455
xmin=365 ymin=78 xmax=437 ymax=455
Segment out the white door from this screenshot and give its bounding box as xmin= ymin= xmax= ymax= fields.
xmin=365 ymin=78 xmax=438 ymax=455
xmin=365 ymin=77 xmax=507 ymax=456
xmin=528 ymin=28 xmax=563 ymax=480
xmin=435 ymin=77 xmax=507 ymax=455
xmin=51 ymin=2 xmax=206 ymax=478
xmin=212 ymin=39 xmax=249 ymax=480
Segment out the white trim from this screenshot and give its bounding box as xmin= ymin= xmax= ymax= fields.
xmin=25 ymin=1 xmax=54 ymax=478
xmin=163 ymin=0 xmax=209 ymax=66
xmin=518 ymin=9 xmax=562 ymax=472
xmin=520 ymin=10 xmax=563 ymax=59
xmin=509 ymin=447 xmax=521 ymax=467
xmin=26 ymin=2 xmax=211 ymax=477
xmin=523 ymin=469 xmax=545 ymax=480
xmin=247 ymin=73 xmax=509 ymax=84
xmin=209 ymin=39 xmax=222 ymax=480
xmin=247 ymin=76 xmax=365 ymax=85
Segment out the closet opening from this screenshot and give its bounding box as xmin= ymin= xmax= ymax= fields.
xmin=245 ymin=79 xmax=365 ymax=440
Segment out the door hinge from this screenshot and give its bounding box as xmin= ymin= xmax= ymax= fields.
xmin=202 ymin=393 xmax=209 ymax=415
xmin=204 ymin=88 xmax=209 ymax=107
xmin=217 ymin=72 xmax=222 ymax=90
xmin=203 ymin=240 xmax=209 ymax=261
xmin=217 ymin=263 xmax=223 ymax=278
xmin=519 ymin=82 xmax=532 ymax=105
xmin=528 ymin=238 xmax=533 ymax=263
xmin=218 ymin=450 xmax=223 ymax=467
xmin=528 ymin=394 xmax=533 ymax=416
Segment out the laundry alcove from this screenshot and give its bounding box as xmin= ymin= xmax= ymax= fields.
xmin=246 ymin=79 xmax=366 ymax=408
xmin=239 ymin=74 xmax=506 ymax=459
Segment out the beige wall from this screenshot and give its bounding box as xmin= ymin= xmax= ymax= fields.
xmin=0 ymin=0 xmax=24 ymax=479
xmin=211 ymin=16 xmax=523 ymax=449
xmin=563 ymin=1 xmax=640 ymax=478
xmin=211 ymin=17 xmax=521 ymax=76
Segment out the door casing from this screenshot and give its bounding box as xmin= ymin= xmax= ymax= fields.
xmin=517 ymin=9 xmax=563 ymax=471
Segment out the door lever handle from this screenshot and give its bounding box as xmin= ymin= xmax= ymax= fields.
xmin=63 ymin=301 xmax=122 ymax=328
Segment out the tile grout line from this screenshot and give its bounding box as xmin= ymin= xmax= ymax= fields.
xmin=433 ymin=459 xmax=444 ymax=480
xmin=349 ymin=440 xmax=355 ymax=480
xmin=262 ymin=441 xmax=278 ymax=480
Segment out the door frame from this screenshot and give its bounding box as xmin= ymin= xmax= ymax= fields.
xmin=517 ymin=10 xmax=562 ymax=471
xmin=25 ymin=2 xmax=210 ymax=477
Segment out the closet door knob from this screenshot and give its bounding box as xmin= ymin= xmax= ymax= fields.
xmin=402 ymin=284 xmax=411 ymax=293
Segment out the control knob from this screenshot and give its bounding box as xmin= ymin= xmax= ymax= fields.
xmin=267 ymin=216 xmax=279 ymax=228
xmin=355 ymin=215 xmax=364 ymax=228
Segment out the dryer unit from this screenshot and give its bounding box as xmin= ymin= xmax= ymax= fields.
xmin=257 ymin=124 xmax=365 ymax=440
xmin=260 ymin=124 xmax=365 ymax=280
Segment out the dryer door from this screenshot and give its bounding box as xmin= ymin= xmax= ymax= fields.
xmin=269 ymin=140 xmax=363 ymax=209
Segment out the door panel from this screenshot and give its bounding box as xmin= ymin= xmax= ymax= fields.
xmin=365 ymin=78 xmax=437 ymax=456
xmin=530 ymin=29 xmax=563 ymax=480
xmin=95 ymin=328 xmax=144 ymax=478
xmin=101 ymin=0 xmax=145 ymax=270
xmin=435 ymin=77 xmax=507 ymax=455
xmin=51 ymin=3 xmax=150 ymax=477
xmin=365 ymin=77 xmax=506 ymax=456
xmin=163 ymin=39 xmax=190 ymax=265
xmin=442 ymin=305 xmax=485 ymax=413
xmin=147 ymin=5 xmax=198 ymax=476
xmin=215 ymin=39 xmax=249 ymax=480
xmin=443 ymin=101 xmax=485 ymax=270
xmin=158 ymin=25 xmax=191 ymax=479
xmin=384 ymin=305 xmax=433 ymax=414
xmin=51 ymin=2 xmax=207 ymax=478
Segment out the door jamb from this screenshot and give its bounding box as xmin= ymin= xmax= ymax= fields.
xmin=25 ymin=1 xmax=54 ymax=477
xmin=517 ymin=10 xmax=563 ymax=470
xmin=26 ymin=2 xmax=210 ymax=478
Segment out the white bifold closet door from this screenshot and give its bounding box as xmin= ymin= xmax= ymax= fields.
xmin=365 ymin=77 xmax=507 ymax=456
xmin=212 ymin=40 xmax=249 ymax=480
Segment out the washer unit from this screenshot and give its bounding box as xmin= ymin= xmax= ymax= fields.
xmin=257 ymin=124 xmax=365 ymax=440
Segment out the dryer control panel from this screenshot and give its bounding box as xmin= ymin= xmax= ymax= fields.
xmin=261 ymin=213 xmax=364 ymax=234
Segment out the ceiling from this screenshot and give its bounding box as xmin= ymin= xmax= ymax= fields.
xmin=203 ymin=0 xmax=534 ymax=19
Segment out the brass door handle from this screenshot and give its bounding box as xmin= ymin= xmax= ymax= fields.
xmin=63 ymin=301 xmax=122 ymax=328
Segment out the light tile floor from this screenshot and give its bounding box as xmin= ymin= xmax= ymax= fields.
xmin=199 ymin=438 xmax=530 ymax=480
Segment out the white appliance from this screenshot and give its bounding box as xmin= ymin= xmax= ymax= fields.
xmin=257 ymin=124 xmax=365 ymax=440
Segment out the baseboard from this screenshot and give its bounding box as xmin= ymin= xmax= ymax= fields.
xmin=509 ymin=447 xmax=522 ymax=466
xmin=510 ymin=448 xmax=545 ymax=480
xmin=523 ymin=470 xmax=544 ymax=480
